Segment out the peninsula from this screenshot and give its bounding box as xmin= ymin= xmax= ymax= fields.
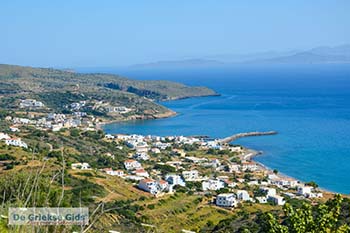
xmin=0 ymin=64 xmax=218 ymax=124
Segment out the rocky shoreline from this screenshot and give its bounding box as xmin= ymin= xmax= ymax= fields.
xmin=96 ymin=109 xmax=177 ymax=130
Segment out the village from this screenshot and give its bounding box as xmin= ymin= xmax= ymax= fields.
xmin=0 ymin=98 xmax=324 ymax=212
xmin=70 ymin=132 xmax=324 ymax=210
xmin=5 ymin=98 xmax=133 ymax=132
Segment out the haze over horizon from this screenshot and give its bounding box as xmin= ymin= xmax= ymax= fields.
xmin=1 ymin=1 xmax=350 ymax=67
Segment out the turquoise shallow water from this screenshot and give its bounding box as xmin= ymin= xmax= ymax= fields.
xmin=100 ymin=64 xmax=350 ymax=194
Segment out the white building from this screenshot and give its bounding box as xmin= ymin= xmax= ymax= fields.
xmin=138 ymin=179 xmax=159 ymax=195
xmin=268 ymin=195 xmax=285 ymax=206
xmin=223 ymin=180 xmax=237 ymax=188
xmin=165 ymin=174 xmax=186 ymax=187
xmin=236 ymin=190 xmax=252 ymax=202
xmin=105 ymin=134 xmax=115 ymax=139
xmin=158 ymin=180 xmax=169 ymax=191
xmin=185 ymin=156 xmax=208 ymax=164
xmin=182 ymin=170 xmax=199 ymax=181
xmin=210 ymin=158 xmax=221 ymax=168
xmin=202 ymin=179 xmax=225 ymax=191
xmin=270 ymin=177 xmax=299 ymax=188
xmin=216 ymin=193 xmax=238 ymax=207
xmin=150 ymin=148 xmax=161 ymax=154
xmin=5 ymin=138 xmax=28 ymax=148
xmin=241 ymin=161 xmax=258 ymax=171
xmin=124 ymin=159 xmax=142 ymax=170
xmin=102 ymin=168 xmax=124 ymax=176
xmin=133 ymin=152 xmax=150 ymax=161
xmin=134 ymin=168 xmax=150 ymax=177
xmin=256 ymin=196 xmax=267 ymax=204
xmin=0 ymin=133 xmax=10 ymax=140
xmin=229 ymin=163 xmax=241 ymax=173
xmin=20 ymin=99 xmax=44 ymax=108
xmin=71 ymin=162 xmax=91 ymax=170
xmin=9 ymin=126 xmax=20 ymax=132
xmin=297 ymin=186 xmax=313 ymax=196
xmin=260 ymin=187 xmax=277 ymax=196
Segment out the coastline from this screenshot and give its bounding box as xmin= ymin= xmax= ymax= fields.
xmin=244 ymin=148 xmax=338 ymax=196
xmin=96 ymin=109 xmax=177 ymax=130
xmin=97 ymin=96 xmax=342 ymax=197
xmin=96 ymin=92 xmax=220 ymax=130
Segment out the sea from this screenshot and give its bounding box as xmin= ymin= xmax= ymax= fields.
xmin=84 ymin=64 xmax=350 ymax=194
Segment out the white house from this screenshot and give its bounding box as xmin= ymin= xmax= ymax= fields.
xmin=229 ymin=163 xmax=241 ymax=173
xmin=153 ymin=142 xmax=170 ymax=150
xmin=270 ymin=177 xmax=299 ymax=188
xmin=165 ymin=174 xmax=186 ymax=187
xmin=256 ymin=196 xmax=267 ymax=204
xmin=223 ymin=180 xmax=237 ymax=188
xmin=124 ymin=159 xmax=142 ymax=170
xmin=0 ymin=133 xmax=10 ymax=140
xmin=102 ymin=168 xmax=124 ymax=176
xmin=133 ymin=168 xmax=150 ymax=177
xmin=105 ymin=134 xmax=115 ymax=139
xmin=236 ymin=190 xmax=252 ymax=202
xmin=216 ymin=193 xmax=238 ymax=207
xmin=5 ymin=138 xmax=28 ymax=148
xmin=9 ymin=126 xmax=20 ymax=132
xmin=297 ymin=186 xmax=313 ymax=197
xmin=133 ymin=152 xmax=150 ymax=161
xmin=268 ymin=195 xmax=285 ymax=206
xmin=138 ymin=179 xmax=159 ymax=195
xmin=71 ymin=162 xmax=91 ymax=170
xmin=260 ymin=187 xmax=277 ymax=196
xmin=241 ymin=161 xmax=258 ymax=171
xmin=158 ymin=180 xmax=169 ymax=191
xmin=206 ymin=140 xmax=222 ymax=150
xmin=150 ymin=148 xmax=161 ymax=154
xmin=248 ymin=180 xmax=259 ymax=186
xmin=182 ymin=170 xmax=199 ymax=181
xmin=135 ymin=143 xmax=149 ymax=153
xmin=210 ymin=158 xmax=221 ymax=168
xmin=202 ymin=179 xmax=225 ymax=191
xmin=52 ymin=123 xmax=63 ymax=132
xmin=297 ymin=185 xmax=322 ymax=198
xmin=20 ymin=99 xmax=44 ymax=108
xmin=185 ymin=156 xmax=208 ymax=164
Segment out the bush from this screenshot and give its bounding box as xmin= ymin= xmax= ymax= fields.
xmin=0 ymin=153 xmax=15 ymax=161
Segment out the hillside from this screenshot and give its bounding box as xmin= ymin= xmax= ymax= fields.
xmin=0 ymin=64 xmax=218 ymax=120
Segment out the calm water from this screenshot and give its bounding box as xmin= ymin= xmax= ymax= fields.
xmin=100 ymin=64 xmax=350 ymax=194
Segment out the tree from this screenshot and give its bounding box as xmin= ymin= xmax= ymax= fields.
xmin=265 ymin=194 xmax=350 ymax=233
xmin=305 ymin=181 xmax=319 ymax=188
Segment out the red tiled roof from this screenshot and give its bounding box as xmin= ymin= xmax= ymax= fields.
xmin=135 ymin=168 xmax=146 ymax=173
xmin=125 ymin=159 xmax=136 ymax=163
xmin=142 ymin=178 xmax=155 ymax=183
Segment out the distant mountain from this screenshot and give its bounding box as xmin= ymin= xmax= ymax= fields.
xmin=250 ymin=44 xmax=350 ymax=64
xmin=130 ymin=59 xmax=224 ymax=69
xmin=259 ymin=52 xmax=350 ymax=64
xmin=129 ymin=44 xmax=350 ymax=68
xmin=202 ymin=50 xmax=301 ymax=63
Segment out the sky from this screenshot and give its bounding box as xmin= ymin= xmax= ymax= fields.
xmin=1 ymin=0 xmax=349 ymax=67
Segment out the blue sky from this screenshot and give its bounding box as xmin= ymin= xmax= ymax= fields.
xmin=1 ymin=0 xmax=349 ymax=67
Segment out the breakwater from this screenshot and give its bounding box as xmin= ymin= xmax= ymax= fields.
xmin=218 ymin=131 xmax=278 ymax=144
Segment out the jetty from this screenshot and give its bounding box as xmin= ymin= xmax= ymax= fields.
xmin=218 ymin=131 xmax=277 ymax=144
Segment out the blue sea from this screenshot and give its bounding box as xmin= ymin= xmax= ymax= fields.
xmin=98 ymin=64 xmax=350 ymax=194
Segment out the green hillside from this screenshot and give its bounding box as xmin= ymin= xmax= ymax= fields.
xmin=0 ymin=64 xmax=217 ymax=119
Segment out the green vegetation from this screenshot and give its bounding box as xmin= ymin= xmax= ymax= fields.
xmin=0 ymin=64 xmax=217 ymax=120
